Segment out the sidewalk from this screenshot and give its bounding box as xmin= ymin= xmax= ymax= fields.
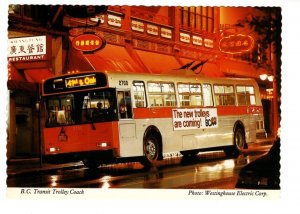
xmin=6 ymin=136 xmax=275 ymax=177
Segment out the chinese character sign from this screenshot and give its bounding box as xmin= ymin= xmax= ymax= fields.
xmin=219 ymin=34 xmax=254 ymax=54
xmin=71 ymin=33 xmax=106 ymax=52
xmin=8 ymin=36 xmax=47 ymax=61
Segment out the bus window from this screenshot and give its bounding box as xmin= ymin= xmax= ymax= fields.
xmin=236 ymin=86 xmax=256 ymax=106
xmin=45 ymin=94 xmax=75 ymax=126
xmin=117 ymin=91 xmax=133 ymax=119
xmin=203 ymin=83 xmax=214 ymax=106
xmin=178 ymin=83 xmax=203 ymax=107
xmin=133 ymin=81 xmax=147 ymax=107
xmin=82 ymin=90 xmax=118 ymax=122
xmin=148 ymin=82 xmax=177 ymax=107
xmin=214 ymin=85 xmax=236 ymax=106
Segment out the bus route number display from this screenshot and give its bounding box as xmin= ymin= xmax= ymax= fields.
xmin=172 ymin=108 xmax=218 ymax=130
xmin=65 ymin=75 xmax=97 ymax=88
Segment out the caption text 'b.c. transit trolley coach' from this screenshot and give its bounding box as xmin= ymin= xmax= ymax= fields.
xmin=41 ymin=70 xmax=266 ymax=168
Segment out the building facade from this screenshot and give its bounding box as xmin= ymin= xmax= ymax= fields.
xmin=7 ymin=5 xmax=279 ymax=160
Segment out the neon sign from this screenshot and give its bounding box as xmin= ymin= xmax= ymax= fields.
xmin=65 ymin=74 xmax=97 ymax=88
xmin=72 ymin=33 xmax=106 ymax=52
xmin=219 ymin=34 xmax=254 ymax=54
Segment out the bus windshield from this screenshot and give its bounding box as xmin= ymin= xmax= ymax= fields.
xmin=45 ymin=88 xmax=118 ymax=127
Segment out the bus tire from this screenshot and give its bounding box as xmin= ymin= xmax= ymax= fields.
xmin=141 ymin=134 xmax=160 ymax=167
xmin=82 ymin=157 xmax=101 ymax=169
xmin=233 ymin=126 xmax=246 ymax=154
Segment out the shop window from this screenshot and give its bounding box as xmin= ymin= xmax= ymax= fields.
xmin=9 ymin=5 xmax=33 ymax=20
xmin=180 ymin=6 xmax=215 ymax=33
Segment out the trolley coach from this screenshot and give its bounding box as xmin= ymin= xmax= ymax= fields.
xmin=41 ymin=70 xmax=266 ymax=168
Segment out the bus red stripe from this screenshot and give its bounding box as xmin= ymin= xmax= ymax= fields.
xmin=133 ymin=106 xmax=263 ymax=119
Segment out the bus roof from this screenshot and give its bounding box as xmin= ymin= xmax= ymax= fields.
xmin=42 ymin=69 xmax=258 ymax=96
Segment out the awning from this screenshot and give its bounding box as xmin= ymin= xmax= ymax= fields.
xmin=135 ymin=50 xmax=181 ymax=73
xmin=24 ymin=69 xmax=54 ymax=83
xmin=8 ymin=62 xmax=26 ymax=82
xmin=68 ymin=43 xmax=145 ymax=73
xmin=179 ymin=58 xmax=224 ymax=77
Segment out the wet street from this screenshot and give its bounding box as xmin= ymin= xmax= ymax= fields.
xmin=7 ymin=144 xmax=272 ymax=189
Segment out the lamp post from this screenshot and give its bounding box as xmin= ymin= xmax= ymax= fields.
xmin=259 ymin=72 xmax=279 ymax=137
xmin=35 ymin=83 xmax=42 ymax=168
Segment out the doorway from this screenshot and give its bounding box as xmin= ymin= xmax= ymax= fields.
xmin=15 ymin=107 xmax=33 ymax=156
xmin=262 ymin=99 xmax=271 ymax=135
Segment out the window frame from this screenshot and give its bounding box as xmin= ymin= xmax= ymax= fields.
xmin=180 ymin=6 xmax=215 ymax=33
xmin=177 ymin=82 xmax=203 ymax=107
xmin=213 ymin=84 xmax=236 ymax=106
xmin=147 ymin=81 xmax=177 ymax=107
xmin=133 ymin=80 xmax=147 ymax=108
xmin=236 ymin=85 xmax=256 ymax=106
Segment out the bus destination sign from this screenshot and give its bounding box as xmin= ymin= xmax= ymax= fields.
xmin=65 ymin=74 xmax=97 ymax=88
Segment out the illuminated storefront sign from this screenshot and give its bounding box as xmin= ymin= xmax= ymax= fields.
xmin=180 ymin=32 xmax=191 ymax=43
xmin=172 ymin=108 xmax=218 ymax=130
xmin=72 ymin=33 xmax=106 ymax=52
xmin=192 ymin=35 xmax=203 ymax=46
xmin=132 ymin=20 xmax=144 ymax=32
xmin=204 ymin=38 xmax=214 ymax=48
xmin=161 ymin=28 xmax=172 ymax=39
xmin=65 ymin=74 xmax=97 ymax=88
xmin=219 ymin=34 xmax=254 ymax=54
xmin=8 ymin=35 xmax=47 ymax=62
xmin=108 ymin=14 xmax=122 ymax=27
xmin=90 ymin=15 xmax=105 ymax=24
xmin=147 ymin=24 xmax=159 ymax=36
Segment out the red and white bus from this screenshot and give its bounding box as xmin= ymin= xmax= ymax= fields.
xmin=41 ymin=70 xmax=265 ymax=168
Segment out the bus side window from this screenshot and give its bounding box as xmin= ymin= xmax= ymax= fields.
xmin=133 ymin=81 xmax=147 ymax=107
xmin=203 ymin=84 xmax=214 ymax=106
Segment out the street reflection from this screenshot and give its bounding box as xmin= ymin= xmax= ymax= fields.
xmin=99 ymin=175 xmax=111 ymax=189
xmin=7 ymin=145 xmax=269 ymax=189
xmin=235 ymin=154 xmax=250 ymax=166
xmin=50 ymin=175 xmax=58 ymax=187
xmin=197 ymin=159 xmax=235 ymax=173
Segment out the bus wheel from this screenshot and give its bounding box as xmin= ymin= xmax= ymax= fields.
xmin=82 ymin=157 xmax=101 ymax=169
xmin=234 ymin=127 xmax=246 ymax=153
xmin=141 ymin=135 xmax=160 ymax=167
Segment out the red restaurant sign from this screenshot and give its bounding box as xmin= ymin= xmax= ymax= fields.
xmin=219 ymin=34 xmax=254 ymax=54
xmin=72 ymin=33 xmax=106 ymax=52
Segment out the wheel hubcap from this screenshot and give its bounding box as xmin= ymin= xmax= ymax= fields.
xmin=146 ymin=140 xmax=157 ymax=160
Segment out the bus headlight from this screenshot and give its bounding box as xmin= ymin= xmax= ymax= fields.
xmin=49 ymin=147 xmax=60 ymax=152
xmin=97 ymin=142 xmax=111 ymax=148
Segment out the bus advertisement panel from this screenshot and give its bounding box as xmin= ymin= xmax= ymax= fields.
xmin=172 ymin=108 xmax=218 ymax=130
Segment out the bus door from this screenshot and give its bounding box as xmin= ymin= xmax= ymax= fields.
xmin=116 ymin=90 xmax=136 ymax=157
